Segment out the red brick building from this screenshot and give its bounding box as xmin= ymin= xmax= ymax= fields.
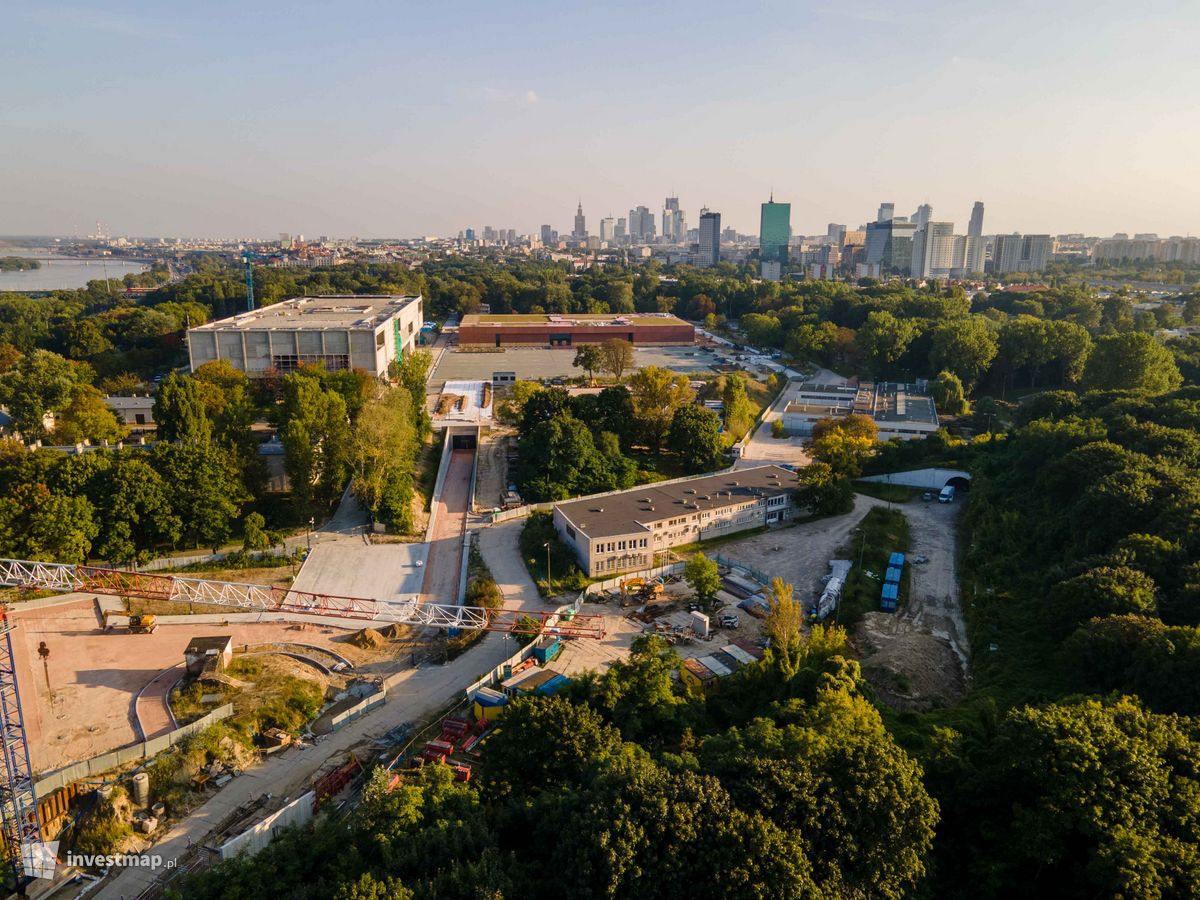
xmin=458 ymin=313 xmax=694 ymax=347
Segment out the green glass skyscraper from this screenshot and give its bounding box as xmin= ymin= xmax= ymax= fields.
xmin=759 ymin=195 xmax=791 ymax=266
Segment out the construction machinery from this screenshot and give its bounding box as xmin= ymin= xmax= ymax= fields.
xmin=0 ymin=558 xmax=606 ymax=883
xmin=101 ymin=611 xmax=157 ymax=634
xmin=619 ymin=577 xmax=664 ymax=605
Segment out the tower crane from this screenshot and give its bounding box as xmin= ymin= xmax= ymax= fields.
xmin=240 ymin=251 xmax=280 ymax=312
xmin=0 ymin=558 xmax=604 ymax=882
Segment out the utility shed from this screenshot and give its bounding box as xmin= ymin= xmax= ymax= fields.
xmin=681 ymin=658 xmax=718 ymax=693
xmin=184 ymin=636 xmax=234 ymax=676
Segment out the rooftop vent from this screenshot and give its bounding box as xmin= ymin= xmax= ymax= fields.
xmin=727 ymin=481 xmax=739 ymax=487
xmin=589 ymin=507 xmax=604 ymax=513
xmin=685 ymin=489 xmax=697 ymax=494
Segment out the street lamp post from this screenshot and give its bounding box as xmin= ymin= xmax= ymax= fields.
xmin=307 ymin=517 xmax=314 ymax=552
xmin=543 ymin=541 xmax=552 ymax=596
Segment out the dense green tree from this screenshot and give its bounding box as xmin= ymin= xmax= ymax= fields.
xmin=598 ymin=338 xmax=634 ymax=381
xmin=722 ymin=373 xmax=757 ymax=438
xmin=0 ymin=482 xmax=98 ymax=563
xmin=572 ymin=344 xmax=602 ymax=383
xmin=152 ymin=372 xmax=211 ymax=443
xmin=280 ymin=373 xmax=352 ymax=512
xmin=930 ymin=370 xmax=968 ymax=415
xmin=93 ymin=456 xmax=181 ymax=563
xmin=668 ymin=404 xmax=724 ymax=473
xmin=947 ymin=698 xmax=1200 ymax=899
xmin=350 ymin=386 xmax=417 ymax=527
xmin=683 ymin=553 xmax=721 ymax=604
xmin=855 ymin=310 xmax=919 ymax=377
xmin=481 ymin=695 xmax=623 ymax=802
xmin=794 ymin=460 xmax=853 ymax=516
xmin=1047 ymin=566 xmax=1159 ymax=635
xmin=928 ymin=318 xmax=998 ymax=387
xmin=701 ymin=690 xmax=938 ymax=899
xmin=1083 ymin=331 xmax=1182 ymax=394
xmin=628 ymin=364 xmax=692 ymax=452
xmin=153 ymin=442 xmax=247 ymax=551
xmin=53 ymin=384 xmax=127 ymax=445
xmin=0 ymin=349 xmax=79 ymax=438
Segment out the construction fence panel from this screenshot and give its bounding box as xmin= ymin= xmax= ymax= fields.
xmin=32 ymin=704 xmax=235 ymax=797
xmin=328 ymin=691 xmax=387 ymax=731
xmin=218 ymin=791 xmax=315 ymax=861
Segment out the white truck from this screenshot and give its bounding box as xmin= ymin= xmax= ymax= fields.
xmin=938 ymin=485 xmax=956 ymax=503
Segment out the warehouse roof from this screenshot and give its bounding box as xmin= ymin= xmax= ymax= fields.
xmin=461 ymin=312 xmax=688 ymax=327
xmin=191 ymin=295 xmax=421 ymax=332
xmin=555 ymin=465 xmax=795 ymax=539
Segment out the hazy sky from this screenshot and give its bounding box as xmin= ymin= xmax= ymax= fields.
xmin=4 ymin=0 xmax=1199 ymax=239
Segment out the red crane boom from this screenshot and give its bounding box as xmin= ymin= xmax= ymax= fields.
xmin=0 ymin=559 xmax=605 ymax=639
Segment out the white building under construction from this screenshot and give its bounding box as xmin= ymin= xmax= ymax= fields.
xmin=186 ymin=295 xmax=423 ymax=377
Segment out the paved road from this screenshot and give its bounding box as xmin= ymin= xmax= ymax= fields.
xmin=476 ymin=518 xmax=542 ymax=608
xmin=93 ymin=630 xmax=518 ymax=899
xmin=737 ymin=366 xmax=849 ymax=470
xmin=421 ymin=450 xmax=474 ymax=605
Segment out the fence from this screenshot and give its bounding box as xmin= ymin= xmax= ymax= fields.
xmin=579 ymin=561 xmax=686 ymax=598
xmin=218 ymin=792 xmax=315 ymax=861
xmin=708 ymin=552 xmax=772 ymax=587
xmin=328 ymin=690 xmax=387 ymax=732
xmin=138 ymin=546 xmax=293 ymax=573
xmin=423 ymin=430 xmax=456 ymax=542
xmin=33 ymin=704 xmax=235 ymax=797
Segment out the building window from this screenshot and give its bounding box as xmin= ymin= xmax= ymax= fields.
xmin=565 ymin=525 xmax=575 ymax=540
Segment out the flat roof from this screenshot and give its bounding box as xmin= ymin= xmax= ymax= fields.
xmin=461 ymin=313 xmax=689 ymax=328
xmin=555 ymin=465 xmax=794 ymax=539
xmin=190 ymin=295 xmax=421 ymax=332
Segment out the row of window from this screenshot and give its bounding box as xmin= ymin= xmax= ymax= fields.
xmin=594 ymin=537 xmax=649 ymax=554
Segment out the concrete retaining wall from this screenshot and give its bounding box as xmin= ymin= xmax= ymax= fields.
xmin=33 ymin=704 xmax=234 ymax=797
xmin=218 ymin=791 xmax=315 ymax=861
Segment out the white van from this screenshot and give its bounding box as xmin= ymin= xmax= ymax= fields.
xmin=938 ymin=485 xmax=956 ymax=503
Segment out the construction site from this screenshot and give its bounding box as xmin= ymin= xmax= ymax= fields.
xmin=0 ymin=423 xmax=972 ymax=898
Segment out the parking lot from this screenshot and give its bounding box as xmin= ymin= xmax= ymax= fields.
xmin=430 ymin=344 xmax=734 ymax=387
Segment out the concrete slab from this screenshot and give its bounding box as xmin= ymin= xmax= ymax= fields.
xmin=291 ymin=541 xmax=428 ymax=603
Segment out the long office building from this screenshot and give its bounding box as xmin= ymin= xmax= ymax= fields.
xmin=458 ymin=313 xmax=693 ymax=347
xmin=186 ymin=295 xmax=423 ymax=377
xmin=553 ymin=465 xmax=797 ymax=576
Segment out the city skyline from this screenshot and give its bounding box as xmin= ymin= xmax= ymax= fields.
xmin=4 ymin=1 xmax=1200 ymax=238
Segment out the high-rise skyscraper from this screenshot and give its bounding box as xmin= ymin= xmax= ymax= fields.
xmin=629 ymin=206 xmax=656 ymax=241
xmin=540 ymin=224 xmax=553 ymax=244
xmin=877 ymin=202 xmax=895 ymax=223
xmin=911 ymin=222 xmax=956 ymax=278
xmin=573 ymin=201 xmax=587 ymax=239
xmin=698 ymin=209 xmax=721 ymax=268
xmin=912 ymin=204 xmax=933 ymax=230
xmin=600 ymin=217 xmax=615 ymax=243
xmin=615 ymin=217 xmax=627 ymax=240
xmin=968 ymin=201 xmax=985 ymax=238
xmin=465 ymin=228 xmax=476 ymax=242
xmin=827 ymin=223 xmax=846 ymax=248
xmin=662 ymin=197 xmax=685 ymax=242
xmin=865 ymin=219 xmax=917 ymax=274
xmin=760 ymin=195 xmax=791 ymax=272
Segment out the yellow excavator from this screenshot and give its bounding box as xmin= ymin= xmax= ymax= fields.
xmin=102 ymin=610 xmax=158 ymax=634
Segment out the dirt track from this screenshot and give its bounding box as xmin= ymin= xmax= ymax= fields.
xmin=855 ymin=498 xmax=970 ymax=710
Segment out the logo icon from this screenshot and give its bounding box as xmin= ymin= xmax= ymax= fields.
xmin=20 ymin=840 xmax=59 ymax=880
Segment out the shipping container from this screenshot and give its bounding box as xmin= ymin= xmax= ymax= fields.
xmin=885 ymin=566 xmax=903 ymax=584
xmin=888 ymin=552 xmax=906 ymax=568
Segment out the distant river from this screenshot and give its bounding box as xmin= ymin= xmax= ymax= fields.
xmin=0 ymin=250 xmax=150 ymax=291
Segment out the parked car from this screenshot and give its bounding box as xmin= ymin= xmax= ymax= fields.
xmin=922 ymin=491 xmax=933 ymax=501
xmin=718 ymin=614 xmax=740 ymax=629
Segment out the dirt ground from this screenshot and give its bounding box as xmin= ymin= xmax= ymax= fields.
xmin=9 ymin=598 xmax=414 ymax=773
xmin=851 ymin=498 xmax=969 ymax=711
xmin=672 ymin=493 xmax=971 ymax=711
xmin=474 ymin=426 xmax=515 ymax=513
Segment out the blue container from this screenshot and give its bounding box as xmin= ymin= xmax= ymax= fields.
xmin=885 ymin=566 xmax=902 ymax=584
xmin=888 ymin=552 xmax=906 ymax=568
